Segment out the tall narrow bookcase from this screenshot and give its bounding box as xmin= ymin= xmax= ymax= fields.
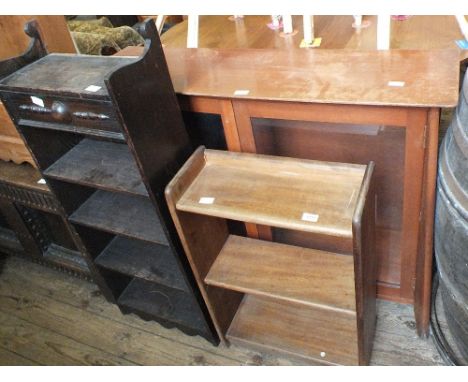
xmin=0 ymin=20 xmax=216 ymax=343
xmin=166 ymin=147 xmax=376 ymax=365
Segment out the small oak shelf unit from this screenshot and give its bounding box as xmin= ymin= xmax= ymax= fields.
xmin=0 ymin=20 xmax=216 ymax=343
xmin=166 ymin=147 xmax=377 ymax=365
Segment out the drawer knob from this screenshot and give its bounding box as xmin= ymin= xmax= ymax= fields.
xmin=51 ymin=101 xmax=72 ymax=122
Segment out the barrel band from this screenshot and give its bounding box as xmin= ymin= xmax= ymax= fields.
xmin=438 ymin=138 xmax=468 ymax=219
xmin=454 ymin=112 xmax=468 ymax=158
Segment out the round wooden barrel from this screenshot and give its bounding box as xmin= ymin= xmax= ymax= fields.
xmin=435 ymin=82 xmax=468 ymax=359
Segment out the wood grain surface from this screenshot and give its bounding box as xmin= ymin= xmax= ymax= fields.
xmin=0 ymin=16 xmax=75 ymax=60
xmin=0 ymin=160 xmax=46 ymax=191
xmin=0 ymin=256 xmax=447 ymax=365
xmin=227 ymin=295 xmax=359 ymax=365
xmin=118 ymin=47 xmax=460 ymax=108
xmin=44 ymin=139 xmax=148 ymax=197
xmin=0 ymin=101 xmax=34 ymax=166
xmin=205 ymin=235 xmax=356 ymax=312
xmin=176 ymin=148 xmax=366 ymax=238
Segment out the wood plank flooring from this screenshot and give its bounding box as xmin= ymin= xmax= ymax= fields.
xmin=0 ymin=255 xmax=445 ymax=366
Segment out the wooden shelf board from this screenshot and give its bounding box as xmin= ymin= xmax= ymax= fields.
xmin=70 ymin=190 xmax=167 ymax=245
xmin=95 ymin=236 xmax=187 ymax=292
xmin=18 ymin=119 xmax=125 ymax=142
xmin=176 ymin=149 xmax=366 ymax=238
xmin=1 ymin=54 xmax=134 ymax=100
xmin=118 ymin=278 xmax=209 ymax=333
xmin=0 ymin=161 xmax=47 ymax=192
xmin=205 ymin=235 xmax=356 ymax=313
xmin=45 ymin=138 xmax=148 ymax=197
xmin=227 ymin=295 xmax=359 ymax=366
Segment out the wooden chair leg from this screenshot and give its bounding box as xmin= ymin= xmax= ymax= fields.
xmin=187 ymin=15 xmax=199 ymax=48
xmin=377 ymin=15 xmax=391 ymax=50
xmin=303 ymin=15 xmax=314 ymax=43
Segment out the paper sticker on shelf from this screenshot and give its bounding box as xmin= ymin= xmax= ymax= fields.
xmin=30 ymin=96 xmax=44 ymax=107
xmin=234 ymin=89 xmax=250 ymax=96
xmin=387 ymin=81 xmax=405 ymax=87
xmin=85 ymin=85 xmax=102 ymax=92
xmin=301 ymin=212 xmax=319 ymax=222
xmin=37 ymin=178 xmax=46 ymax=184
xmin=199 ymin=197 xmax=215 ymax=205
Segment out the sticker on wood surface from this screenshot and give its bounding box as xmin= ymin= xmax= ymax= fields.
xmin=37 ymin=178 xmax=46 ymax=184
xmin=234 ymin=89 xmax=250 ymax=96
xmin=387 ymin=81 xmax=405 ymax=87
xmin=301 ymin=212 xmax=319 ymax=223
xmin=299 ymin=37 xmax=322 ymax=48
xmin=84 ymin=85 xmax=102 ymax=92
xmin=199 ymin=197 xmax=215 ymax=205
xmin=30 ymin=96 xmax=44 ymax=107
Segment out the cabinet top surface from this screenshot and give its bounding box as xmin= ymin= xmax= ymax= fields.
xmin=174 ymin=148 xmax=367 ymax=238
xmin=0 ymin=54 xmax=134 ymax=99
xmin=0 ymin=161 xmax=48 ymax=192
xmin=119 ymin=47 xmax=460 ymax=107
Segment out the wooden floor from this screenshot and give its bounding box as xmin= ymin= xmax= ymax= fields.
xmin=0 ymin=255 xmax=448 ymax=366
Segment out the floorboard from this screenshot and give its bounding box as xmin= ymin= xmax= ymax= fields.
xmin=0 ymin=346 xmax=40 ymax=366
xmin=0 ymin=311 xmax=134 ymax=366
xmin=0 ymin=256 xmax=446 ymax=365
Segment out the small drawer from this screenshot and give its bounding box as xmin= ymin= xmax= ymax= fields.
xmin=2 ymin=92 xmax=122 ymax=137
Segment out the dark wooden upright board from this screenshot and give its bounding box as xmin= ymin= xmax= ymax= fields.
xmin=0 ymin=19 xmax=217 ymax=344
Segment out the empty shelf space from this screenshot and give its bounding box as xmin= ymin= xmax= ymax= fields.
xmin=205 ymin=235 xmax=356 ymax=312
xmin=175 ymin=148 xmax=367 ymax=238
xmin=118 ymin=278 xmax=209 ymax=333
xmin=44 ymin=138 xmax=147 ymax=196
xmin=19 ymin=119 xmax=125 ymax=141
xmin=70 ymin=190 xmax=167 ymax=245
xmin=227 ymin=295 xmax=359 ymax=365
xmin=95 ymin=236 xmax=187 ymax=291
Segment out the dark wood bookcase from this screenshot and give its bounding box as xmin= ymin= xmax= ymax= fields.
xmin=0 ymin=20 xmax=216 ymax=343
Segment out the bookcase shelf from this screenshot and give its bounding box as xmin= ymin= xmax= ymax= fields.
xmin=45 ymin=138 xmax=148 ymax=197
xmin=176 ymin=149 xmax=365 ymax=238
xmin=0 ymin=20 xmax=216 ymax=344
xmin=205 ymin=234 xmax=356 ymax=312
xmin=227 ymin=295 xmax=359 ymax=366
xmin=166 ymin=147 xmax=377 ymax=365
xmin=95 ymin=235 xmax=187 ymax=291
xmin=70 ymin=190 xmax=167 ymax=245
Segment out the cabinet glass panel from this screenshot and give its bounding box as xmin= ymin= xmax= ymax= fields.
xmin=251 ymin=118 xmax=405 ymax=287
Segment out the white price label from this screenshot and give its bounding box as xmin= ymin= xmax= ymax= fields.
xmin=199 ymin=197 xmax=215 ymax=205
xmin=301 ymin=212 xmax=319 ymax=222
xmin=387 ymin=81 xmax=405 ymax=87
xmin=30 ymin=96 xmax=44 ymax=107
xmin=234 ymin=89 xmax=250 ymax=96
xmin=85 ymin=85 xmax=102 ymax=92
